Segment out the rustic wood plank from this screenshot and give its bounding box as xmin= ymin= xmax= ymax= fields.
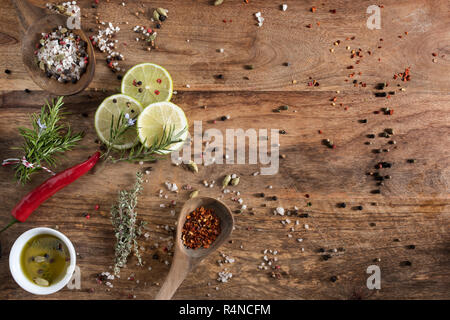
xmin=0 ymin=0 xmax=449 ymax=92
xmin=0 ymin=0 xmax=448 ymax=300
xmin=0 ymin=90 xmax=448 ymax=299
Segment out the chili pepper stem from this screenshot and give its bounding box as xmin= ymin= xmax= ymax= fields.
xmin=0 ymin=218 xmax=19 ymax=234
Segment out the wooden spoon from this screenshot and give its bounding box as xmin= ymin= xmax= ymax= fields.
xmin=12 ymin=0 xmax=95 ymax=95
xmin=155 ymin=197 xmax=234 ymax=300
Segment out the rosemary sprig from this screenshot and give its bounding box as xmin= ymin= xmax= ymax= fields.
xmin=103 ymin=110 xmax=186 ymax=163
xmin=111 ymin=171 xmax=146 ymax=275
xmin=12 ymin=97 xmax=83 ymax=184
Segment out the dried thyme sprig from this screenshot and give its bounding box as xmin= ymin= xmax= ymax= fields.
xmin=12 ymin=97 xmax=83 ymax=184
xmin=102 ymin=110 xmax=187 ymax=163
xmin=111 ymin=171 xmax=146 ymax=275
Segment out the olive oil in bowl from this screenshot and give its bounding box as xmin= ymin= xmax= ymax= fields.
xmin=20 ymin=234 xmax=70 ymax=287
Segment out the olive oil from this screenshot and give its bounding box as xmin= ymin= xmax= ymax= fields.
xmin=20 ymin=234 xmax=70 ymax=287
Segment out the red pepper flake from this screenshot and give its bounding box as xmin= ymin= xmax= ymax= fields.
xmin=318 ymin=130 xmax=323 ymax=134
xmin=95 ymin=204 xmax=99 ymax=210
xmin=156 ymin=78 xmax=162 ymax=83
xmin=182 ymin=207 xmax=221 ymax=249
xmin=154 ymin=90 xmax=160 ymax=95
xmin=330 ymin=9 xmax=337 ymax=14
xmin=306 ymin=24 xmax=312 ymax=28
xmin=311 ymin=6 xmax=316 ymax=12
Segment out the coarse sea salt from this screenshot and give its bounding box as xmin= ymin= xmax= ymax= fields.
xmin=36 ymin=26 xmax=88 ymax=83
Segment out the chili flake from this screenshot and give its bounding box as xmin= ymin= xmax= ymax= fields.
xmin=182 ymin=207 xmax=221 ymax=249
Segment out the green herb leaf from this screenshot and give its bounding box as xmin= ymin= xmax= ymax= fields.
xmin=111 ymin=171 xmax=146 ymax=275
xmin=14 ymin=97 xmax=83 ymax=184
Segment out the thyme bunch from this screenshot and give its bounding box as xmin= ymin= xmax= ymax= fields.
xmin=12 ymin=97 xmax=83 ymax=184
xmin=102 ymin=110 xmax=186 ymax=163
xmin=111 ymin=171 xmax=146 ymax=275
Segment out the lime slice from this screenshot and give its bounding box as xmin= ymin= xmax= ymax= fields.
xmin=137 ymin=101 xmax=188 ymax=154
xmin=94 ymin=94 xmax=143 ymax=150
xmin=121 ymin=63 xmax=173 ymax=106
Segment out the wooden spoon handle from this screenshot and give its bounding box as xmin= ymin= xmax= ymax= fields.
xmin=11 ymin=0 xmax=46 ymax=31
xmin=155 ymin=253 xmax=192 ymax=300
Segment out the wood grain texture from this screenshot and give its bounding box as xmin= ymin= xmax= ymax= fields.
xmin=0 ymin=0 xmax=449 ymax=300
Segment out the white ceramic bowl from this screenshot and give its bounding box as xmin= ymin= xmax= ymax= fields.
xmin=9 ymin=227 xmax=76 ymax=295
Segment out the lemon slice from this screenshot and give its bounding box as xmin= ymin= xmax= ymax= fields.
xmin=121 ymin=63 xmax=173 ymax=107
xmin=94 ymin=94 xmax=143 ymax=150
xmin=137 ymin=101 xmax=188 ymax=154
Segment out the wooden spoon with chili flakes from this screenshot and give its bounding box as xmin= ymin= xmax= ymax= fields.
xmin=155 ymin=197 xmax=234 ymax=300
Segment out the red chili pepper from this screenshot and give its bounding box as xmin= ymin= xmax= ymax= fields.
xmin=0 ymin=152 xmax=100 ymax=233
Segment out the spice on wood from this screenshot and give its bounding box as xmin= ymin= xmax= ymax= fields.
xmin=182 ymin=207 xmax=221 ymax=249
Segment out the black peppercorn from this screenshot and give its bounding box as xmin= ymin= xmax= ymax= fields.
xmin=159 ymin=15 xmax=166 ymax=22
xmin=4 ymin=69 xmax=11 ymax=74
xmin=330 ymin=276 xmax=338 ymax=282
xmin=338 ymin=202 xmax=346 ymax=208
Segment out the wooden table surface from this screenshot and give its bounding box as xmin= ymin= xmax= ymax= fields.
xmin=0 ymin=0 xmax=449 ymax=300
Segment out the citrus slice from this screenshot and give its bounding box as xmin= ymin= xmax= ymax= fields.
xmin=137 ymin=101 xmax=188 ymax=154
xmin=94 ymin=94 xmax=143 ymax=150
xmin=121 ymin=63 xmax=173 ymax=106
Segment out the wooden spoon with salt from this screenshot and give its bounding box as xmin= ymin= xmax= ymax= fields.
xmin=12 ymin=0 xmax=95 ymax=95
xmin=155 ymin=197 xmax=234 ymax=300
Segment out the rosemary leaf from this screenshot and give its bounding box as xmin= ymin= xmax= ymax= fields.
xmin=103 ymin=110 xmax=187 ymax=164
xmin=14 ymin=97 xmax=83 ymax=184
